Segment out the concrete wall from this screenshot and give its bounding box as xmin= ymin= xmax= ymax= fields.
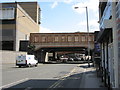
xmin=0 ymin=50 xmax=27 ymax=64
xmin=15 ymin=4 xmax=39 ymax=51
xmin=1 ymin=3 xmax=40 ymax=51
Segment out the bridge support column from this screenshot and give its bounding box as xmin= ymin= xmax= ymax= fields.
xmin=52 ymin=52 xmax=58 ymax=61
xmin=35 ymin=50 xmax=41 ymax=63
xmin=55 ymin=52 xmax=58 ymax=60
xmin=45 ymin=52 xmax=49 ymax=62
xmin=53 ymin=52 xmax=55 ymax=60
xmin=40 ymin=50 xmax=46 ymax=63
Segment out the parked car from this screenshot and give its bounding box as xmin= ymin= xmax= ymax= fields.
xmin=81 ymin=58 xmax=84 ymax=61
xmin=73 ymin=57 xmax=81 ymax=61
xmin=60 ymin=57 xmax=68 ymax=62
xmin=67 ymin=58 xmax=74 ymax=61
xmin=77 ymin=58 xmax=81 ymax=61
xmin=16 ymin=55 xmax=38 ymax=68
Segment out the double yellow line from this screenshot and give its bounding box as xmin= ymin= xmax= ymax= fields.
xmin=48 ymin=64 xmax=80 ymax=89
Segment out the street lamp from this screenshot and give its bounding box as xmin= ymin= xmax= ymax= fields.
xmin=74 ymin=6 xmax=90 ymax=67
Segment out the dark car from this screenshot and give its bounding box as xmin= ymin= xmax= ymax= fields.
xmin=73 ymin=57 xmax=81 ymax=61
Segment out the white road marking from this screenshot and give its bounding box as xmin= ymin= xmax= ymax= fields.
xmin=0 ymin=78 xmax=29 ymax=89
xmin=49 ymin=79 xmax=63 ymax=88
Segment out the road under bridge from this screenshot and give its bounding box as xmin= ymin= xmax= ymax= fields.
xmin=30 ymin=33 xmax=95 ymax=63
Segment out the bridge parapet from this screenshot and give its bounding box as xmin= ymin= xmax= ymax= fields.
xmin=30 ymin=33 xmax=95 ymax=50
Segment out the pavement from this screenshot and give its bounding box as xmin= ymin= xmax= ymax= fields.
xmin=79 ymin=63 xmax=106 ymax=89
xmin=47 ymin=63 xmax=107 ymax=89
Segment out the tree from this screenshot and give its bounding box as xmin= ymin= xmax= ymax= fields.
xmin=27 ymin=44 xmax=35 ymax=54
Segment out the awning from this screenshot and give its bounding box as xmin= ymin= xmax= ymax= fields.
xmin=96 ymin=28 xmax=112 ymax=42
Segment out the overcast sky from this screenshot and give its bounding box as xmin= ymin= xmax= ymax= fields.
xmin=1 ymin=0 xmax=100 ymax=33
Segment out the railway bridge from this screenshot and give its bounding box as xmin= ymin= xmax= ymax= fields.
xmin=30 ymin=32 xmax=95 ymax=63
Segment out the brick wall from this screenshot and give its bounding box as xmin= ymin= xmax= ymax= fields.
xmin=30 ymin=33 xmax=95 ymax=50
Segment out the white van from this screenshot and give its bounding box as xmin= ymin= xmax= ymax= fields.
xmin=16 ymin=55 xmax=38 ymax=68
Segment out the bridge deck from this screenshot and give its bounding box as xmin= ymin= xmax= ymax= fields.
xmin=30 ymin=33 xmax=95 ymax=51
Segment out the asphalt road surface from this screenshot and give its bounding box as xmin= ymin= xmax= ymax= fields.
xmin=1 ymin=63 xmax=86 ymax=89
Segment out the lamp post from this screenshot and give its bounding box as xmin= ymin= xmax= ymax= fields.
xmin=41 ymin=49 xmax=44 ymax=62
xmin=74 ymin=6 xmax=90 ymax=67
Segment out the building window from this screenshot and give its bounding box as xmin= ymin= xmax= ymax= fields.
xmin=68 ymin=36 xmax=72 ymax=42
xmin=38 ymin=8 xmax=41 ymax=24
xmin=54 ymin=36 xmax=58 ymax=42
xmin=2 ymin=29 xmax=14 ymax=36
xmin=2 ymin=41 xmax=14 ymax=50
xmin=75 ymin=36 xmax=79 ymax=42
xmin=0 ymin=7 xmax=15 ymax=20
